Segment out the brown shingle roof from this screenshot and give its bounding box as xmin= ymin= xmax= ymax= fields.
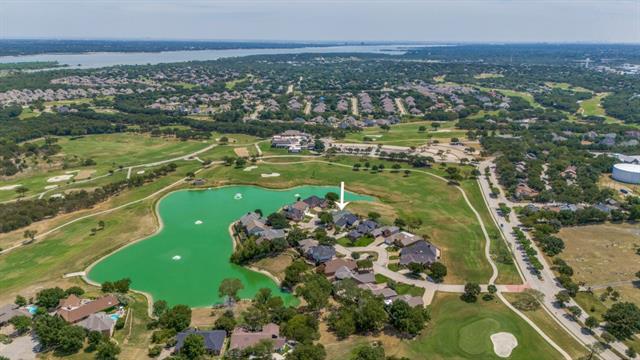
xmin=229 ymin=323 xmax=285 ymax=351
xmin=58 ymin=295 xmax=119 ymax=323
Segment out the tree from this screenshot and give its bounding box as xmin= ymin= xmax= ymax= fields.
xmin=219 ymin=278 xmax=244 ymax=304
xmin=23 ymin=229 xmax=37 ymax=243
xmin=86 ymin=330 xmax=104 ymax=352
xmin=180 ymin=333 xmax=206 ymax=359
xmin=603 ymin=302 xmax=640 ymax=340
xmin=354 ymin=294 xmax=388 ymax=333
xmin=14 ymin=294 xmax=27 ymax=307
xmin=318 ymin=212 xmax=333 ymax=226
xmin=555 ymin=291 xmax=571 ymax=308
xmin=113 ymin=278 xmax=131 ymax=293
xmin=243 ymin=305 xmax=268 ymax=331
xmin=98 ymin=220 xmax=105 ymax=230
xmin=152 ymin=300 xmax=168 ymax=317
xmin=286 ymin=343 xmax=326 ymax=360
xmin=387 ymin=300 xmax=430 ymax=336
xmin=567 ymin=305 xmax=582 ymax=321
xmin=15 ymin=186 xmax=28 ymax=198
xmin=351 ymin=344 xmax=385 ymax=360
xmin=429 ymin=262 xmax=447 ymax=283
xmin=585 ymin=342 xmax=605 ymax=360
xmin=585 ymin=316 xmax=599 ymax=330
xmin=159 ymin=305 xmax=192 ymax=332
xmin=367 ymin=212 xmax=381 ymax=221
xmin=626 ymin=347 xmax=637 ymax=359
xmin=461 ymin=283 xmax=481 ymax=303
xmin=325 ymin=192 xmax=339 ymax=202
xmin=65 ymin=286 xmax=84 ymax=296
xmin=95 ymin=340 xmax=121 ymax=360
xmin=283 ymin=260 xmax=309 ymax=289
xmin=296 ymin=274 xmax=332 ymax=311
xmin=58 ymin=325 xmax=86 ymax=354
xmin=282 ymin=314 xmax=319 ymax=344
xmin=235 ymin=157 xmax=247 ymax=168
xmin=407 ymin=262 xmax=425 ymax=277
xmin=36 ymin=287 xmax=66 ymax=309
xmin=328 ymin=308 xmax=356 ymax=339
xmin=214 ymin=310 xmax=236 ymax=333
xmin=267 ymin=212 xmax=288 ymax=229
xmin=33 ymin=314 xmax=66 ymax=349
xmin=9 ymin=315 xmax=31 ymax=335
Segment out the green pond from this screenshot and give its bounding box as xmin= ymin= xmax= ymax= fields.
xmin=88 ymin=185 xmax=373 ymax=307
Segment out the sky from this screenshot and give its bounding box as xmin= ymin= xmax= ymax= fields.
xmin=0 ymin=0 xmax=639 ymax=43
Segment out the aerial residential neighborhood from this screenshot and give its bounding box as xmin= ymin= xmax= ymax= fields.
xmin=0 ymin=2 xmax=640 ymax=360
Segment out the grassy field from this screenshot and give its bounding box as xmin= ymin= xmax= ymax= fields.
xmin=342 ymin=121 xmax=466 ymax=146
xmin=577 ymin=92 xmax=624 ymax=124
xmin=200 ymin=157 xmax=496 ymax=283
xmin=558 ymin=223 xmax=640 ymax=285
xmin=0 ymin=134 xmax=208 ymax=202
xmin=403 ymin=293 xmax=566 ymax=359
xmin=0 ymin=161 xmax=201 ymax=303
xmin=503 ymin=293 xmax=588 ymax=359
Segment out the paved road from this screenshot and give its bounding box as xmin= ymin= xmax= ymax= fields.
xmin=478 ymin=159 xmax=622 ymax=360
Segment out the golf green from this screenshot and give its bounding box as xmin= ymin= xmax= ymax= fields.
xmin=88 ymin=185 xmax=372 ymax=307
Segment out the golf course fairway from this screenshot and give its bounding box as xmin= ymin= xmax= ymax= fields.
xmin=88 ymin=185 xmax=372 ymax=307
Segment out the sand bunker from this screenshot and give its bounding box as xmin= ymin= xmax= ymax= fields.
xmin=136 ymin=170 xmax=146 ymax=175
xmin=195 ymin=220 xmax=203 ymax=225
xmin=44 ymin=185 xmax=59 ymax=190
xmin=50 ymin=193 xmax=65 ymax=199
xmin=0 ymin=184 xmax=21 ymax=191
xmin=47 ymin=174 xmax=74 ymax=183
xmin=261 ymin=173 xmax=281 ymax=178
xmin=243 ymin=166 xmax=258 ymax=172
xmin=490 ymin=332 xmax=518 ymax=358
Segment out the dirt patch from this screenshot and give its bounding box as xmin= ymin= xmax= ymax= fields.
xmin=75 ymin=169 xmax=96 ymax=180
xmin=234 ymin=147 xmax=250 ymax=157
xmin=251 ymin=252 xmax=295 ymax=281
xmin=0 ymin=184 xmax=21 ymax=191
xmin=559 ymin=223 xmax=640 ymax=285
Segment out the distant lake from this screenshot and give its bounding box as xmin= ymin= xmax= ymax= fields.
xmin=0 ymin=44 xmax=439 ymax=68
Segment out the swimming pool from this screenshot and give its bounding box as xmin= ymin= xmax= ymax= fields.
xmin=26 ymin=305 xmax=37 ymax=314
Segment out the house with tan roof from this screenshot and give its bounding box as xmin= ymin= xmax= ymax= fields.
xmin=229 ymin=323 xmax=286 ymax=352
xmin=57 ymin=295 xmax=119 ymax=323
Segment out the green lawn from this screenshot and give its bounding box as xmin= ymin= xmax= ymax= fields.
xmin=343 ymin=121 xmax=465 ymax=146
xmin=0 ymin=161 xmax=201 ymax=302
xmin=405 ymin=293 xmax=566 ymax=359
xmin=0 ymin=134 xmax=209 ymax=202
xmin=337 ymin=236 xmax=375 ymax=247
xmin=503 ymin=293 xmax=588 ymax=359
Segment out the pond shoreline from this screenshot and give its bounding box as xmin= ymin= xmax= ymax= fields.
xmin=83 ymin=184 xmax=369 ymax=309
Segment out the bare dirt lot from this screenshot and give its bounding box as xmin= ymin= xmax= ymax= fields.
xmin=559 ymin=223 xmax=640 ymax=285
xmin=233 ymin=147 xmax=250 ymax=157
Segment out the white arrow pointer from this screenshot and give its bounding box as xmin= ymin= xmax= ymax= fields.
xmin=337 ymin=181 xmax=349 ymax=210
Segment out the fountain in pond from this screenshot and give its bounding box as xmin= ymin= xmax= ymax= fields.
xmin=195 ymin=220 xmax=203 ymax=225
xmin=172 ymin=255 xmax=181 ymax=261
xmin=234 ymin=193 xmax=243 ymax=200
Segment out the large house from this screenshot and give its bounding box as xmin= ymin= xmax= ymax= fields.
xmin=271 ymin=130 xmax=313 ymax=153
xmin=399 ymin=240 xmax=441 ymax=266
xmin=384 ymin=231 xmax=423 ymax=247
xmin=57 ymin=295 xmax=119 ymax=324
xmin=77 ymin=312 xmax=117 ymax=337
xmin=307 ymin=245 xmax=336 ymax=264
xmin=175 ymin=329 xmax=226 ymax=356
xmin=229 ymin=323 xmax=286 ymax=352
